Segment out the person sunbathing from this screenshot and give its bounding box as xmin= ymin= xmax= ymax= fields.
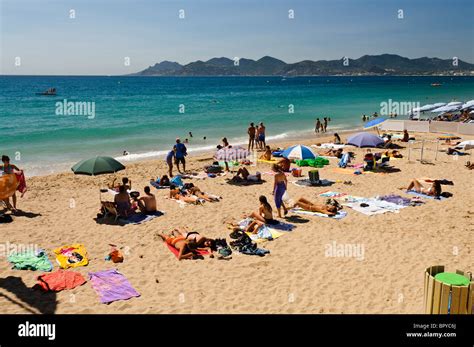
xmin=137 ymin=186 xmax=157 ymax=214
xmin=260 ymin=146 xmax=272 ymax=161
xmin=291 ymin=197 xmax=338 ymax=216
xmin=246 ymin=195 xmax=277 ymax=224
xmin=156 ymin=231 xmax=199 ymax=260
xmin=114 ymin=185 xmax=136 ymax=217
xmin=322 ymin=148 xmax=343 ymax=158
xmin=231 ymin=167 xmax=262 ymax=182
xmin=400 ymin=179 xmax=442 ymax=197
xmin=169 ymin=185 xmax=202 ymax=204
xmin=170 ymin=228 xmax=217 ymax=256
xmin=187 ymin=185 xmax=220 ymax=202
xmin=384 ymin=150 xmax=403 ymax=158
xmin=277 ymin=157 xmax=291 ymax=172
xmin=466 ymin=161 xmax=474 ymax=170
xmin=364 ymin=150 xmax=375 ymax=171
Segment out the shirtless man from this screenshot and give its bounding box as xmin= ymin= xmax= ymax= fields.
xmin=138 ymin=186 xmax=157 ymax=214
xmin=257 ymin=123 xmax=266 ymax=149
xmin=248 ymin=122 xmax=256 ymax=151
xmin=231 ymin=167 xmax=261 ymax=182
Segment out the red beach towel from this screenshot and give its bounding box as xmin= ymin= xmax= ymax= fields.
xmin=165 ymin=243 xmax=209 ymax=259
xmin=35 ymin=270 xmax=86 ymax=292
xmin=15 ymin=171 xmax=27 ymax=197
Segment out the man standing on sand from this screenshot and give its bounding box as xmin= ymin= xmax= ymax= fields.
xmin=315 ymin=118 xmax=321 ymax=133
xmin=323 ymin=117 xmax=328 ymax=132
xmin=173 ymin=138 xmax=187 ymax=173
xmin=165 ymin=147 xmax=176 ymax=177
xmin=248 ymin=122 xmax=256 ymax=151
xmin=257 ymin=122 xmax=266 ymax=150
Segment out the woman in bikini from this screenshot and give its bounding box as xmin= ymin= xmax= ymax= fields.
xmin=0 ymin=155 xmax=22 ymax=211
xmin=272 ymin=164 xmax=288 ymax=218
xmin=170 ymin=228 xmax=217 ymax=256
xmin=247 ymin=195 xmax=276 ymax=224
xmin=291 ymin=197 xmax=338 ymax=216
xmin=401 ymin=179 xmax=442 ymax=197
xmin=156 ymin=231 xmax=197 ymax=260
xmin=169 ymin=185 xmax=201 ymax=204
xmin=187 ymin=185 xmax=220 ymax=202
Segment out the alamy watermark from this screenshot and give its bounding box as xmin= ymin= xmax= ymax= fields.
xmin=325 ymin=241 xmax=365 ymax=261
xmin=0 ymin=242 xmax=39 ymax=258
xmin=380 ymin=99 xmax=420 ymax=116
xmin=55 ymin=99 xmax=95 ymax=119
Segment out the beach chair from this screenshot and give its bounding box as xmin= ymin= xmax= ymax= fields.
xmin=308 ymin=170 xmax=320 ymax=185
xmin=100 ymin=201 xmax=119 ymax=223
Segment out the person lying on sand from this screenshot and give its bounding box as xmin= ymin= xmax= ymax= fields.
xmin=186 ymin=184 xmax=221 ymax=202
xmin=291 ymin=197 xmax=338 ymax=216
xmin=277 ymin=157 xmax=291 ymax=172
xmin=169 ymin=184 xmax=203 ymax=205
xmin=260 ymin=146 xmax=272 ymax=161
xmin=466 ymin=161 xmax=474 ymax=170
xmin=399 ymin=179 xmax=443 ymax=197
xmin=156 ymin=231 xmax=199 ymax=260
xmin=231 ymin=167 xmax=261 ymax=182
xmin=321 ymin=148 xmax=343 ymax=158
xmin=384 ymin=150 xmax=403 ymax=158
xmin=170 ymin=227 xmax=217 ymax=257
xmin=137 ymin=186 xmax=157 ymax=214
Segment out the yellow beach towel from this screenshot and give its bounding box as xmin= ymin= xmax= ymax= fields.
xmin=246 ymin=229 xmax=285 ymax=243
xmin=54 ymin=244 xmax=89 ymax=269
xmin=257 ymin=159 xmax=278 ymax=164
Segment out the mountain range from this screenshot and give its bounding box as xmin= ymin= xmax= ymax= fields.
xmin=130 ymin=54 xmax=474 ymax=76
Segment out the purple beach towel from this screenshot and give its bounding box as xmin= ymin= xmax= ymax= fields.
xmin=89 ymin=269 xmax=140 ymax=304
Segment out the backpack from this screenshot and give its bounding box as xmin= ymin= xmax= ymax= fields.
xmin=0 ymin=214 xmax=13 ymax=223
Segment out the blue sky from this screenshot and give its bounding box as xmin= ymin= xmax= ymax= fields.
xmin=1 ymin=0 xmax=473 ymax=75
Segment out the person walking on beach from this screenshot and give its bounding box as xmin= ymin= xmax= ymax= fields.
xmin=221 ymin=137 xmax=231 ymax=171
xmin=323 ymin=117 xmax=328 ymax=132
xmin=315 ymin=118 xmax=321 ymax=133
xmin=248 ymin=122 xmax=256 ymax=151
xmin=174 ymin=138 xmax=187 ymax=173
xmin=166 ymin=147 xmax=176 ymax=177
xmin=257 ymin=123 xmax=266 ymax=150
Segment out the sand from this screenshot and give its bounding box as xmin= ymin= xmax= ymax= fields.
xmin=0 ymin=131 xmax=473 ymax=314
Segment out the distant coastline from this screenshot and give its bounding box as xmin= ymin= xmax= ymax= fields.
xmin=130 ymin=54 xmax=474 ymax=77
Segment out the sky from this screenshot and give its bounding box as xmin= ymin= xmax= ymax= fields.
xmin=1 ymin=0 xmax=473 ymax=75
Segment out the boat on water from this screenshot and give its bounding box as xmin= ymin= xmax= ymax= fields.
xmin=431 ymin=83 xmax=442 ymax=87
xmin=36 ymin=87 xmax=57 ymax=95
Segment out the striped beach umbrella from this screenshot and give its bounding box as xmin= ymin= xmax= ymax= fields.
xmin=281 ymin=145 xmax=316 ymax=160
xmin=214 ymin=146 xmax=249 ymax=161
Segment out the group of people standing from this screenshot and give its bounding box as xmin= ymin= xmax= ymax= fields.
xmin=315 ymin=117 xmax=330 ymax=133
xmin=247 ymin=122 xmax=266 ymax=151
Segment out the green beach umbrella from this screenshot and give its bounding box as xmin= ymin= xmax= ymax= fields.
xmin=71 ymin=156 xmax=125 ymax=176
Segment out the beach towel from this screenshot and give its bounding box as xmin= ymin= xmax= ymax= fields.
xmin=35 ymin=270 xmax=86 ymax=292
xmin=165 ymin=242 xmax=210 ymax=258
xmin=406 ymin=190 xmax=447 ymax=200
xmin=54 ymin=244 xmax=88 ymax=269
xmin=257 ymin=159 xmax=278 ymax=164
xmin=150 ymin=180 xmax=169 ymax=189
xmin=343 ymin=199 xmax=406 ymax=216
xmin=378 ymin=194 xmax=412 ymax=206
xmin=332 ymin=168 xmax=370 ymax=175
xmin=312 ymin=143 xmax=346 ymax=149
xmin=170 ymin=175 xmax=184 ymax=187
xmin=118 ymin=211 xmax=164 ymax=225
xmin=319 ymin=191 xmax=347 ymax=199
xmin=290 ymin=208 xmax=347 ymax=219
xmin=89 ymin=269 xmax=140 ymax=304
xmin=291 ymin=179 xmax=334 ymax=187
xmin=8 ymin=249 xmax=53 ymax=272
xmin=15 ymin=171 xmax=27 ymax=196
xmin=238 ymin=218 xmax=293 ymax=242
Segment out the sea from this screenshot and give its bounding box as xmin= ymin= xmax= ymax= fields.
xmin=0 ymin=75 xmax=473 ymax=176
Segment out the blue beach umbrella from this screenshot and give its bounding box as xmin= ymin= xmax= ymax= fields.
xmin=347 ymin=132 xmax=384 ymax=148
xmin=364 ymin=117 xmax=387 ymax=129
xmin=281 ymin=145 xmax=316 ymax=160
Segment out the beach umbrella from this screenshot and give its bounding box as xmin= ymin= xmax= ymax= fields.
xmin=214 ymin=146 xmax=249 ymax=161
xmin=281 ymin=145 xmax=316 ymax=160
xmin=446 ymin=101 xmax=463 ymax=106
xmin=432 ymin=102 xmax=447 ymax=107
xmin=364 ymin=117 xmax=387 ymax=129
xmin=71 ymin=156 xmax=125 ymax=176
xmin=412 ymin=104 xmax=438 ymax=113
xmin=431 ymin=105 xmax=462 ymax=113
xmin=347 ymin=132 xmax=384 ymax=148
xmin=455 ymin=140 xmax=474 ymax=150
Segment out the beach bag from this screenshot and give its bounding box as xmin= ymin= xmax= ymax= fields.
xmin=170 ymin=175 xmax=184 ymax=187
xmin=0 ymin=214 xmax=13 ymax=223
xmin=292 ymin=168 xmax=302 ymax=177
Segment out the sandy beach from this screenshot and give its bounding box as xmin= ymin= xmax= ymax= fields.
xmin=0 ymin=130 xmax=473 ymax=314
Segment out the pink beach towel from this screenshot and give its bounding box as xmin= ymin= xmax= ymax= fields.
xmin=165 ymin=243 xmax=209 ymax=259
xmin=15 ymin=172 xmax=27 ymax=196
xmin=89 ymin=269 xmax=140 ymax=304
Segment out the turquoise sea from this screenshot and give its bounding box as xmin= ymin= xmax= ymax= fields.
xmin=0 ymin=75 xmax=473 ymax=176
